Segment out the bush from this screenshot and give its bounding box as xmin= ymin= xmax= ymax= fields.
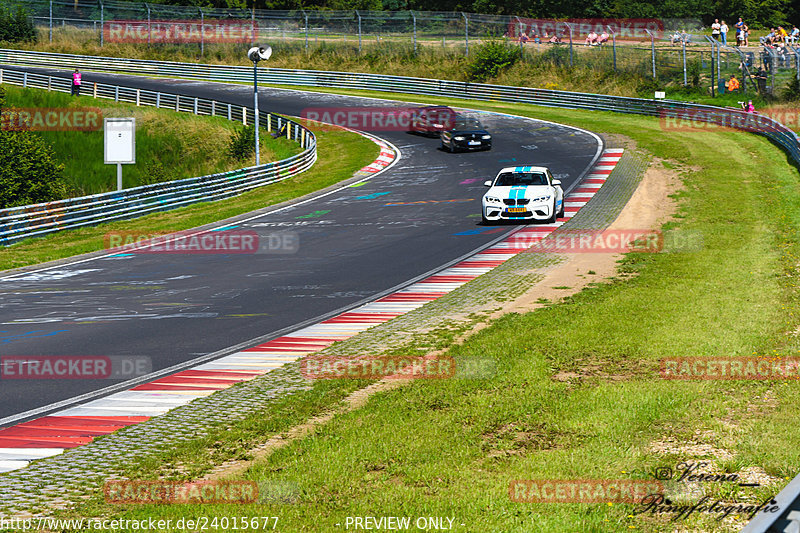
xmin=0 ymin=89 xmax=68 ymax=208
xmin=784 ymin=77 xmax=800 ymax=102
xmin=0 ymin=5 xmax=36 ymax=43
xmin=466 ymin=39 xmax=519 ymax=82
xmin=227 ymin=124 xmax=258 ymax=161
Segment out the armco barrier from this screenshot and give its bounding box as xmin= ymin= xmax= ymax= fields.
xmin=0 ymin=65 xmax=316 ymax=246
xmin=1 ymin=48 xmax=798 ymax=166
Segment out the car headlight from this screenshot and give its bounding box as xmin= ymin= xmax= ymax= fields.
xmin=481 ymin=134 xmax=492 ymax=140
xmin=454 ymin=136 xmax=465 ymax=141
xmin=485 ymin=196 xmax=501 ymax=203
xmin=531 ymin=195 xmax=552 ymax=203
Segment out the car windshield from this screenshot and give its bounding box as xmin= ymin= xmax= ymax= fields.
xmin=454 ymin=118 xmax=482 ymax=130
xmin=494 ymin=172 xmax=548 ymax=187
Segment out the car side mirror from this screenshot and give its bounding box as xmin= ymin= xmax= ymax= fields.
xmin=484 ymin=180 xmax=493 ymax=187
xmin=552 ymin=179 xmax=562 ymax=185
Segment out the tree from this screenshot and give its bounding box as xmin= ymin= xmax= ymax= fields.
xmin=0 ymin=88 xmax=68 ymax=209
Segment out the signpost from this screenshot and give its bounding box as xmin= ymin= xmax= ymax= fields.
xmin=104 ymin=118 xmax=135 ymax=191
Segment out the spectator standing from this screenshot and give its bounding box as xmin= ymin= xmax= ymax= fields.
xmin=71 ymin=69 xmax=81 ymax=96
xmin=720 ymin=21 xmax=728 ymax=45
xmin=711 ymin=19 xmax=721 ymax=41
xmin=743 ymin=22 xmax=749 ymax=45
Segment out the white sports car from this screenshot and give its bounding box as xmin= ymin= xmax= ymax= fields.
xmin=481 ymin=166 xmax=564 ymax=224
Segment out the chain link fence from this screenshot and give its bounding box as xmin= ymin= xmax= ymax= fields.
xmin=4 ymin=0 xmax=800 ymax=95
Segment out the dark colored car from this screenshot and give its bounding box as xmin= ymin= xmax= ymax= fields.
xmin=408 ymin=105 xmax=456 ymax=136
xmin=439 ymin=115 xmax=492 ymax=153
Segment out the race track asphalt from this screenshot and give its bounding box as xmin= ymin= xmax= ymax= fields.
xmin=0 ymin=66 xmax=601 ymax=423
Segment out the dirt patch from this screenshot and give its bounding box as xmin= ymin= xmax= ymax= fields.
xmin=502 ymin=158 xmax=682 ymax=316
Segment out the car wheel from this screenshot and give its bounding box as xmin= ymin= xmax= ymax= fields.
xmin=482 ymin=214 xmax=493 ymax=225
xmin=557 ymin=201 xmax=565 ymax=218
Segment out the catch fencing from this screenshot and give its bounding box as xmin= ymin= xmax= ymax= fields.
xmin=0 ymin=64 xmax=316 ymax=246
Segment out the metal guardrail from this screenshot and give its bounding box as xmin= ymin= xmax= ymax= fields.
xmin=0 ymin=64 xmax=316 ymax=246
xmin=1 ymin=48 xmax=797 ymax=167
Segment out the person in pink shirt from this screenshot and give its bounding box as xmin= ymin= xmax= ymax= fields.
xmin=598 ymin=31 xmax=609 ymax=45
xmin=585 ymin=31 xmax=598 ymax=45
xmin=71 ymin=69 xmax=82 ymax=96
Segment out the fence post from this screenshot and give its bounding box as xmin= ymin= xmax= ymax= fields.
xmin=115 ymin=85 xmax=119 ymax=101
xmin=144 ymin=3 xmax=151 ymax=46
xmin=796 ymin=46 xmax=800 ymax=80
xmin=176 ymin=94 xmax=179 ymax=111
xmin=194 ymin=97 xmax=198 ymax=114
xmin=99 ymin=0 xmax=104 ymax=47
xmin=199 ymin=8 xmax=204 ymax=57
xmin=156 ymin=91 xmax=160 ymax=107
xmin=565 ymin=23 xmax=573 ymax=67
xmin=0 ymin=69 xmax=3 ymax=84
xmin=682 ymin=38 xmax=687 ymax=85
xmin=47 ymin=76 xmax=51 ymax=91
xmin=135 ymin=88 xmax=140 ymax=105
xmin=515 ymin=16 xmax=523 ymax=56
xmin=607 ymin=25 xmax=616 ymax=71
xmin=303 ymin=10 xmax=308 ymax=52
xmin=462 ymin=12 xmax=468 ymax=56
xmin=646 ymin=29 xmax=656 ymax=78
xmin=243 ymin=106 xmax=247 ymax=125
xmin=228 ymin=103 xmax=232 ymax=121
xmin=211 ymin=100 xmax=215 ymax=116
xmin=267 ymin=113 xmax=271 ymax=132
xmin=93 ymin=82 xmax=97 ymax=97
xmin=49 ymin=0 xmax=53 ymax=42
xmin=705 ymin=37 xmax=715 ymax=96
xmin=411 ymin=11 xmax=416 ymax=53
xmin=356 ymin=11 xmax=361 ymax=53
xmin=251 ymin=8 xmax=255 ymax=43
xmin=23 ymin=72 xmax=27 ymax=87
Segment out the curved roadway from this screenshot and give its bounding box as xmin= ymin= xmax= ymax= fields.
xmin=0 ymin=67 xmax=601 ymax=424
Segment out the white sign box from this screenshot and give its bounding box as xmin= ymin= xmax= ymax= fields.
xmin=104 ymin=118 xmax=136 ymax=164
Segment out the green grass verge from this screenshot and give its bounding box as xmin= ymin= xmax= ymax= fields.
xmin=49 ymin=92 xmax=800 ymax=532
xmin=0 ymin=125 xmax=376 ymax=272
xmin=2 ymin=84 xmax=301 ymax=197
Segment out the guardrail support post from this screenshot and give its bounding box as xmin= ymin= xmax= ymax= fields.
xmin=228 ymin=103 xmax=232 ymax=121
xmin=49 ymin=0 xmax=53 ymax=42
xmin=156 ymin=92 xmax=160 ymax=107
xmin=462 ymin=12 xmax=469 ymax=56
xmin=115 ymin=85 xmax=119 ymax=101
xmin=176 ymin=95 xmax=180 ymax=111
xmin=47 ymin=76 xmax=51 ymax=91
xmin=93 ymin=82 xmax=97 ymax=97
xmin=267 ymin=113 xmax=271 ymax=132
xmin=23 ymin=72 xmax=27 ymax=87
xmin=136 ymin=89 xmax=140 ymax=106
xmin=211 ymin=100 xmax=215 ymax=116
xmin=0 ymin=69 xmax=3 ymax=84
xmin=99 ymin=1 xmax=104 ymax=47
xmin=194 ymin=97 xmax=198 ymax=114
xmin=243 ymin=107 xmax=247 ymax=125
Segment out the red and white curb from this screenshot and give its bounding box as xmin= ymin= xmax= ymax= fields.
xmin=0 ymin=149 xmax=621 ymax=473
